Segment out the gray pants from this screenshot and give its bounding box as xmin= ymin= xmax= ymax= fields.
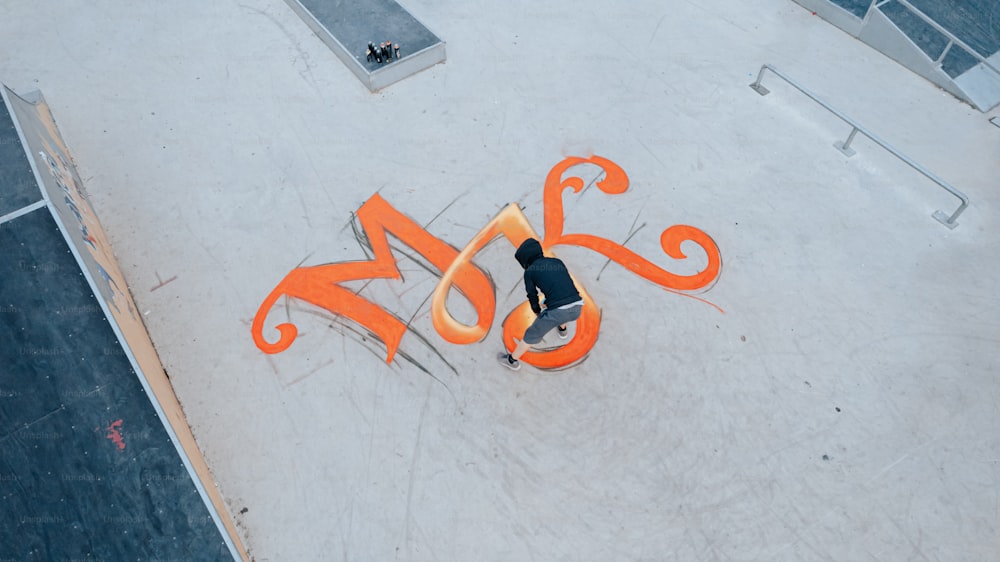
xmin=522 ymin=304 xmax=583 ymax=344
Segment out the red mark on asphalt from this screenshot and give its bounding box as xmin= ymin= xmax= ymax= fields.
xmin=105 ymin=419 xmax=126 ymax=450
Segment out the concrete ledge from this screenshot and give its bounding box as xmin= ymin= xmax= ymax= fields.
xmin=284 ymin=0 xmax=446 ymax=91
xmin=953 ymin=52 xmax=1000 ymax=112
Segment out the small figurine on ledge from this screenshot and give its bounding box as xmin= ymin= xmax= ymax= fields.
xmin=365 ymin=40 xmax=400 ymax=64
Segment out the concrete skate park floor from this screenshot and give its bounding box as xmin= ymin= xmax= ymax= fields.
xmin=2 ymin=0 xmax=999 ymax=559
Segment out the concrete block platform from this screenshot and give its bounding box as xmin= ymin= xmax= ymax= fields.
xmin=284 ymin=0 xmax=445 ymax=91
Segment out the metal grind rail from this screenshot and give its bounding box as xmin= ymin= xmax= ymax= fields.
xmin=750 ymin=63 xmax=969 ymax=229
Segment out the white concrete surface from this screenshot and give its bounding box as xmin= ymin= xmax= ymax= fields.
xmin=2 ymin=0 xmax=999 ymax=560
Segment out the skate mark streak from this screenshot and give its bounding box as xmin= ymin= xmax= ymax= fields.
xmin=150 ymin=271 xmax=178 ymax=292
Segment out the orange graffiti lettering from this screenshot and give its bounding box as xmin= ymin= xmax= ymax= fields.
xmin=432 ymin=202 xmax=602 ymax=369
xmin=251 ymin=193 xmax=494 ymax=362
xmin=542 ymin=155 xmax=721 ymax=291
xmin=252 ymin=155 xmax=722 ymax=370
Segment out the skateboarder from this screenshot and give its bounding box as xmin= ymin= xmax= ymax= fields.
xmin=498 ymin=238 xmax=584 ymax=371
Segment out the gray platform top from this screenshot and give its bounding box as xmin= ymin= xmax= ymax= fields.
xmin=295 ymin=0 xmax=441 ymax=72
xmin=0 ymin=208 xmax=231 ymax=560
xmin=0 ymin=101 xmax=41 ymax=218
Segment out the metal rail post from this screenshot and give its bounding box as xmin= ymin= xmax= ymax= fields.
xmin=749 ymin=64 xmax=970 ymax=229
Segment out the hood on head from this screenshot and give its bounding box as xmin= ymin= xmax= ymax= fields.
xmin=515 ymin=238 xmax=544 ymax=269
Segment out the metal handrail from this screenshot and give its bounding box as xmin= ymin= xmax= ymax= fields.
xmin=750 ymin=63 xmax=969 ymax=229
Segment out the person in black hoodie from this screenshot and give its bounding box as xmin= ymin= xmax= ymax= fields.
xmin=499 ymin=238 xmax=584 ymax=370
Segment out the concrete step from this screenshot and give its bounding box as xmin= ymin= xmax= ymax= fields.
xmin=952 ymin=50 xmax=1000 ymax=111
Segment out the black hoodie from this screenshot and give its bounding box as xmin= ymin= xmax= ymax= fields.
xmin=514 ymin=238 xmax=582 ymax=314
